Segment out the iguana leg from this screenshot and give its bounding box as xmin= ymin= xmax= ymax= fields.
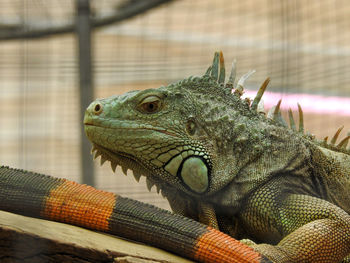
xmin=198 ymin=202 xmax=219 ymax=229
xmin=252 ymin=218 xmax=350 ymax=262
xmin=242 ymin=190 xmax=350 ymax=262
xmin=164 ymin=190 xmax=219 ymax=229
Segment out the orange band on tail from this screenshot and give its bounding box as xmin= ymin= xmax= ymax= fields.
xmin=194 ymin=227 xmax=263 ymax=263
xmin=42 ymin=180 xmax=116 ymax=231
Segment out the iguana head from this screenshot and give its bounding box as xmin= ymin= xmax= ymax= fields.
xmin=84 ymin=52 xmax=301 ymax=211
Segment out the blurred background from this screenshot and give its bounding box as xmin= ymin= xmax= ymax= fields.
xmin=0 ymin=0 xmax=349 ymax=210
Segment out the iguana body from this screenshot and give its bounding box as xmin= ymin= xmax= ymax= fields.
xmin=83 ymin=52 xmax=350 ymax=262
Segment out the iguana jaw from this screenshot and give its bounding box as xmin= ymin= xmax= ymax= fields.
xmin=84 ymin=110 xmax=209 ymax=196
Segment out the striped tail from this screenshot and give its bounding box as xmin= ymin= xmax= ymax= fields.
xmin=0 ymin=166 xmax=270 ymax=263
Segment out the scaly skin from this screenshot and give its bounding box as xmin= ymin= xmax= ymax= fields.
xmin=84 ymin=51 xmax=350 ymax=262
xmin=0 ymin=165 xmax=269 ymax=263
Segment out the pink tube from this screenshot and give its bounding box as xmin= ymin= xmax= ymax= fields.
xmin=244 ymin=90 xmax=350 ymax=116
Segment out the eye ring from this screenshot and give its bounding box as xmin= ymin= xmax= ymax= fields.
xmin=93 ymin=102 xmax=103 ymax=115
xmin=138 ymin=96 xmax=162 ymax=113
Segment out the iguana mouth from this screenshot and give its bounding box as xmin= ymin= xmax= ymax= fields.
xmin=84 ymin=119 xmax=178 ymax=137
xmin=90 ymin=143 xmax=166 ymax=195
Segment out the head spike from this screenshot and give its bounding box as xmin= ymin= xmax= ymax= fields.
xmin=236 ymin=69 xmax=256 ymax=95
xmin=323 ymin=136 xmax=328 ymax=146
xmin=267 ymin=106 xmax=275 ymax=119
xmin=337 ymin=135 xmax=350 ymax=149
xmin=227 ymin=60 xmax=237 ymax=87
xmin=288 ymin=108 xmax=296 ymax=131
xmin=211 ymin=52 xmax=220 ymax=81
xmin=267 ymin=100 xmax=286 ymax=126
xmin=257 ymin=98 xmax=265 ymax=114
xmin=251 ymin=77 xmax=270 ymax=111
xmin=297 ymin=103 xmax=304 ymax=134
xmin=271 ymin=99 xmax=287 ymax=127
xmin=218 ymin=51 xmax=225 ymax=84
xmin=205 ymin=65 xmax=212 ymax=76
xmin=330 ymin=126 xmax=344 ymax=145
xmin=273 ymin=99 xmax=282 ymax=121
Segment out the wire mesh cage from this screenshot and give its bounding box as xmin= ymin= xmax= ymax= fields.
xmin=0 ymin=0 xmax=349 ymax=210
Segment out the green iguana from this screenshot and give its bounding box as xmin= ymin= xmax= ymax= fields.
xmin=0 ymin=51 xmax=349 ymax=262
xmin=83 ymin=51 xmax=350 ymax=262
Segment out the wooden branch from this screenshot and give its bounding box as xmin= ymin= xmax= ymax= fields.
xmin=0 ymin=210 xmax=193 ymax=263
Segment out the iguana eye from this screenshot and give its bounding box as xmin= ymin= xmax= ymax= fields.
xmin=138 ymin=96 xmax=162 ymax=113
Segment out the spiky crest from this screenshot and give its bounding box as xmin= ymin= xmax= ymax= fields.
xmin=204 ymin=51 xmax=350 ymax=155
xmin=321 ymin=127 xmax=350 ymax=154
xmin=251 ymin=77 xmax=270 ymax=111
